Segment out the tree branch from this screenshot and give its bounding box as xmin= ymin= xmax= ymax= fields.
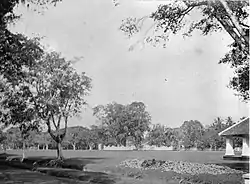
xmin=178 ymin=6 xmax=195 ymax=24
xmin=57 ymin=115 xmax=62 ymax=131
xmin=181 ymin=6 xmax=194 ymax=16
xmin=129 ymin=21 xmax=158 ymax=51
xmin=137 ymin=15 xmax=150 ymax=29
xmin=63 ymin=99 xmax=70 ymax=114
xmin=183 ymin=0 xmax=208 ymax=7
xmin=61 ymin=116 xmax=68 ymax=141
xmin=215 ymin=15 xmax=245 ymax=48
xmin=239 ymin=22 xmax=249 ymax=28
xmin=46 ymin=119 xmax=57 ymax=142
xmin=51 ymin=114 xmax=57 ymax=129
xmin=218 ymin=0 xmax=249 ymax=44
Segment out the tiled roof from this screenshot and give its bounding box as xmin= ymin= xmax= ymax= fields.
xmin=219 ymin=118 xmax=249 ymax=136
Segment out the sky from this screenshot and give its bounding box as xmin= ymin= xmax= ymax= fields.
xmin=9 ymin=0 xmax=248 ymax=128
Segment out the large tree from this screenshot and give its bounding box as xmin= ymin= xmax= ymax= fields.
xmin=0 ymin=1 xmax=92 ymax=160
xmin=119 ymin=0 xmax=249 ymax=101
xmin=93 ymin=101 xmax=151 ymax=149
xmin=1 ymin=51 xmax=92 ymax=159
xmin=0 ymin=77 xmax=41 ymax=159
xmin=93 ymin=103 xmax=130 ymax=147
xmin=180 ymin=120 xmax=204 ymax=149
xmin=28 ymin=52 xmax=92 ymax=159
xmin=125 ymin=102 xmax=151 ymax=148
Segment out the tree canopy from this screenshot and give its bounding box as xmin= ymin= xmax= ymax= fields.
xmin=0 ymin=50 xmax=92 ymax=159
xmin=93 ymin=101 xmax=151 ymax=148
xmin=120 ymin=0 xmax=249 ymax=101
xmin=180 ymin=120 xmax=204 ymax=149
xmin=0 ymin=0 xmax=93 ymax=160
xmin=146 ymin=124 xmax=179 ymax=147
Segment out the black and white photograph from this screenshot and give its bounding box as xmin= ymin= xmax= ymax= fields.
xmin=0 ymin=0 xmax=249 ymax=183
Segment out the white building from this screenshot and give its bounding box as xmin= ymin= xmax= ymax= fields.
xmin=219 ymin=117 xmax=249 ymax=160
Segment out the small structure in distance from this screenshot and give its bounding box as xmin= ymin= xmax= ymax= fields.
xmin=219 ymin=117 xmax=249 ymax=160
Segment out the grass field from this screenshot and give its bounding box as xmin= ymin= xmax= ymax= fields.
xmin=5 ymin=150 xmax=248 ymax=171
xmin=3 ymin=150 xmax=249 ymax=184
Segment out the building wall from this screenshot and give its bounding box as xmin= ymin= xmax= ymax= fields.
xmin=102 ymin=145 xmax=174 ymax=151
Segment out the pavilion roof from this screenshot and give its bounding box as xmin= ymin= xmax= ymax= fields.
xmin=219 ymin=118 xmax=249 ymax=136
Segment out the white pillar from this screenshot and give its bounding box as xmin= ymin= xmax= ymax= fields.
xmin=98 ymin=144 xmax=102 ymax=150
xmin=243 ymin=173 xmax=249 ymax=184
xmin=225 ymin=137 xmax=235 ymax=156
xmin=242 ymin=137 xmax=249 ymax=156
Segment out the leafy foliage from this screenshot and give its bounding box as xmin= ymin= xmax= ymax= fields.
xmin=0 ymin=31 xmax=44 ymax=85
xmin=219 ymin=42 xmax=249 ymax=101
xmin=0 ymin=0 xmax=92 ymax=159
xmin=65 ymin=126 xmax=99 ymax=150
xmin=4 ymin=127 xmax=38 ymax=149
xmin=180 ymin=120 xmax=204 ymax=149
xmin=146 ymin=124 xmax=178 ymax=147
xmin=93 ymin=101 xmax=151 ymax=148
xmin=26 ymin=51 xmax=92 ymax=158
xmin=1 ymin=49 xmax=92 ymax=159
xmin=0 ymin=0 xmax=63 ymax=28
xmin=201 ymin=116 xmax=242 ymax=149
xmin=120 ymin=0 xmax=249 ymax=101
xmin=33 ymin=132 xmax=52 ymax=149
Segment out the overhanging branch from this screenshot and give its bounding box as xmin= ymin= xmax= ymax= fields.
xmin=218 ymin=0 xmax=249 ymax=44
xmin=215 ymin=15 xmax=245 ymax=49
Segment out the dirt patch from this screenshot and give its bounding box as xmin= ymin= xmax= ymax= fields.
xmin=104 ymin=158 xmax=245 ymax=184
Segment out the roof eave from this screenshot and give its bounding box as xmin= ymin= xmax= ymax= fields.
xmin=218 ymin=117 xmax=249 ymax=136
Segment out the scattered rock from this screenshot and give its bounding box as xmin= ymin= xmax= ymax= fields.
xmin=119 ymin=159 xmax=243 ymax=175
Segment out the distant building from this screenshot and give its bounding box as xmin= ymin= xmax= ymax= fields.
xmin=219 ymin=117 xmax=249 ymax=160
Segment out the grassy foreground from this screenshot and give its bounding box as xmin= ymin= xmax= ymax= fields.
xmin=3 ymin=150 xmax=248 ymax=184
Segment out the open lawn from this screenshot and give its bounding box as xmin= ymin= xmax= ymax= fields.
xmin=4 ymin=150 xmax=248 ymax=170
xmin=2 ymin=150 xmax=249 ymax=184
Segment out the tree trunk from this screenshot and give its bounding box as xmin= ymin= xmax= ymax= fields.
xmin=89 ymin=144 xmax=93 ymax=150
xmin=45 ymin=144 xmax=49 ymax=150
xmin=37 ymin=144 xmax=39 ymax=150
xmin=22 ymin=142 xmax=25 ymax=160
xmin=72 ymin=143 xmax=76 ymax=150
xmin=57 ymin=142 xmax=63 ymax=160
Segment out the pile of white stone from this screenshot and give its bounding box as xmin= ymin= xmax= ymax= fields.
xmin=119 ymin=159 xmax=243 ymax=175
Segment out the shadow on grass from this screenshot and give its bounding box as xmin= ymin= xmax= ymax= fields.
xmin=0 ymin=153 xmax=20 ymax=170
xmin=214 ymin=162 xmax=249 ymax=173
xmin=0 ymin=153 xmax=108 ymax=171
xmin=22 ymin=156 xmax=108 ymax=171
xmin=179 ymin=173 xmax=244 ymax=184
xmin=0 ymin=153 xmax=118 ymax=184
xmin=0 ymin=153 xmax=19 ymax=159
xmin=38 ymin=168 xmax=117 ymax=184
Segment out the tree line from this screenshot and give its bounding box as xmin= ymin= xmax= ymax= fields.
xmin=0 ymin=111 xmax=245 ymax=152
xmin=146 ymin=117 xmax=244 ymax=151
xmin=0 ymin=126 xmax=99 ymax=151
